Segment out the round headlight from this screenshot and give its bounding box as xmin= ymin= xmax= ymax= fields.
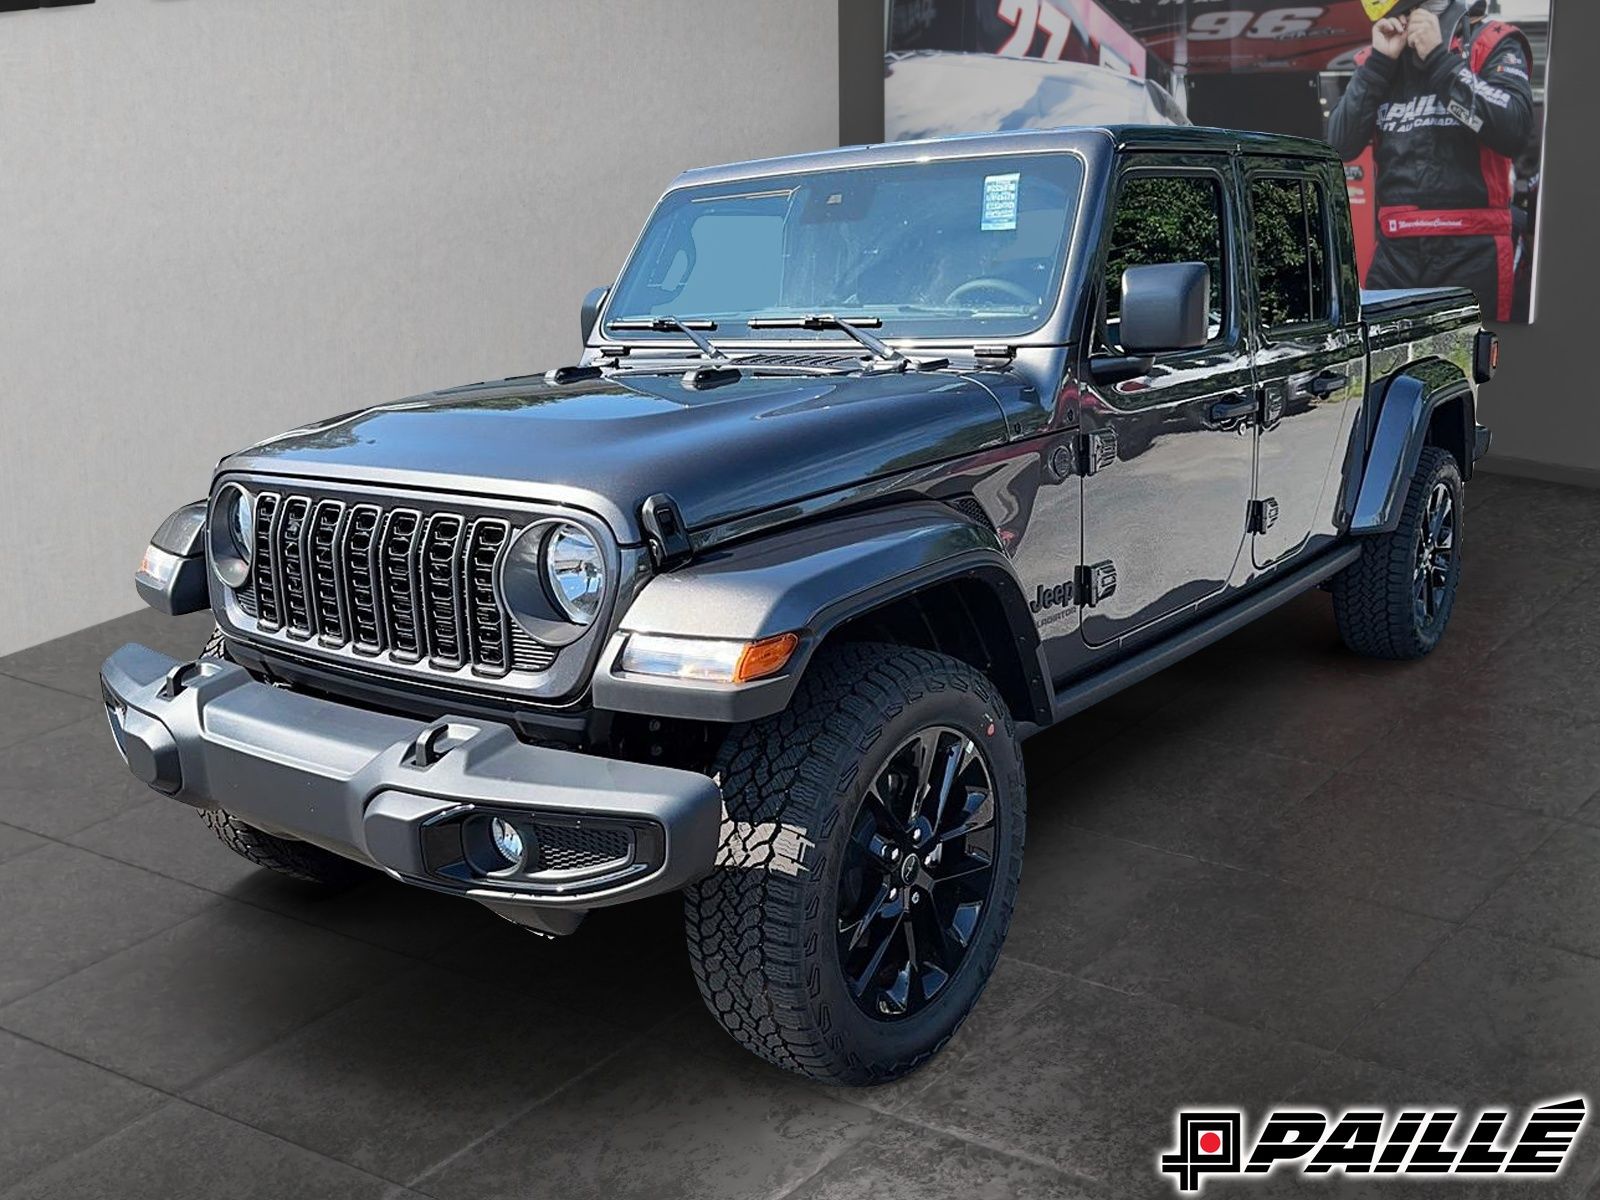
xmin=211 ymin=485 xmax=254 ymax=588
xmin=227 ymin=490 xmax=254 ymax=561
xmin=544 ymin=524 xmax=604 ymax=625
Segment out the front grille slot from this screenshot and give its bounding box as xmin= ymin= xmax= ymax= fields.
xmin=421 ymin=513 xmax=466 ymax=668
xmin=310 ymin=501 xmax=347 ymax=646
xmin=343 ymin=505 xmax=384 ymax=653
xmin=228 ymin=486 xmax=562 ymax=683
xmin=252 ymin=492 xmax=283 ymax=630
xmin=465 ymin=519 xmax=512 ymax=675
xmin=381 ymin=510 xmax=423 ymax=662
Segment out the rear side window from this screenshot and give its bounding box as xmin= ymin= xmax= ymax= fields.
xmin=1250 ymin=176 xmax=1332 ymax=332
xmin=1103 ymin=174 xmax=1227 ymax=349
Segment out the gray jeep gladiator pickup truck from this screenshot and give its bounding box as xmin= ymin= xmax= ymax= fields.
xmin=104 ymin=126 xmax=1497 ymax=1084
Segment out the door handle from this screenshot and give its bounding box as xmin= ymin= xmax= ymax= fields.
xmin=1307 ymin=371 xmax=1349 ymax=398
xmin=1208 ymin=396 xmax=1258 ymax=427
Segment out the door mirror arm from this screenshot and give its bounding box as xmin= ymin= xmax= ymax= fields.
xmin=1088 ymin=354 xmax=1155 ymax=386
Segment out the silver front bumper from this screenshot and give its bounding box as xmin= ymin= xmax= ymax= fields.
xmin=99 ymin=644 xmax=722 ymax=922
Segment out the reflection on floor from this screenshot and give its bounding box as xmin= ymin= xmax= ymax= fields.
xmin=1 ymin=472 xmax=1598 ymax=1199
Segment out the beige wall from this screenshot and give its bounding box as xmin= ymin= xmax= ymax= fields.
xmin=0 ymin=0 xmax=838 ymax=655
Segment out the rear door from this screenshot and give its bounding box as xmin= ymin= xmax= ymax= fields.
xmin=1079 ymin=155 xmax=1256 ymax=648
xmin=1243 ymin=160 xmax=1367 ymax=567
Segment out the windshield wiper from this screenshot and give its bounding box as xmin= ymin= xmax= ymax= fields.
xmin=746 ymin=314 xmax=904 ymax=365
xmin=609 ymin=316 xmax=726 ymax=360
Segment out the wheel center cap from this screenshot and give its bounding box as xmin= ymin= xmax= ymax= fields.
xmin=899 ymin=853 xmax=920 ymax=884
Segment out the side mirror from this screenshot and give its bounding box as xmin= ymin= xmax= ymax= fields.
xmin=1118 ymin=262 xmax=1210 ymax=353
xmin=580 ymin=286 xmax=609 ymax=344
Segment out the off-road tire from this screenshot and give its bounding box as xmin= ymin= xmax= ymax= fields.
xmin=1332 ymin=447 xmax=1464 ymax=660
xmin=684 ymin=642 xmax=1026 ymax=1085
xmin=197 ymin=624 xmax=368 ymax=887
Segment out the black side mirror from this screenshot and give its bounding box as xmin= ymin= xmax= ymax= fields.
xmin=1119 ymin=262 xmax=1210 ymax=354
xmin=580 ymin=286 xmax=609 ymax=344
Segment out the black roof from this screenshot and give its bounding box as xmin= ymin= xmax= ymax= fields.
xmin=676 ymin=125 xmax=1340 ymax=189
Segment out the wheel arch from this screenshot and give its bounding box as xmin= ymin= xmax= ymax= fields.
xmin=592 ymin=501 xmax=1052 ymax=727
xmin=1352 ymin=358 xmax=1476 ymax=536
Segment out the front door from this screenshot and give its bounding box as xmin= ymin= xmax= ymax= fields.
xmin=1079 ymin=157 xmax=1255 ymax=649
xmin=1243 ymin=161 xmax=1367 ymax=567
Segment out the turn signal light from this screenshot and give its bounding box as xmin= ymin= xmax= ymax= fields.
xmin=733 ymin=633 xmax=800 ymax=684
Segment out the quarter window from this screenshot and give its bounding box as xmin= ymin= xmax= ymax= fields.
xmin=1250 ymin=176 xmax=1331 ymax=332
xmin=1103 ymin=173 xmax=1227 ymax=350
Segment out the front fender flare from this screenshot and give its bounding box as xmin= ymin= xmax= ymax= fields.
xmin=1352 ymin=361 xmax=1474 ymax=535
xmin=592 ymin=501 xmax=1048 ymax=724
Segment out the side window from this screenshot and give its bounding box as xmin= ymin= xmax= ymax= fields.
xmin=1249 ymin=176 xmax=1332 ymax=333
xmin=1103 ymin=173 xmax=1227 ymax=350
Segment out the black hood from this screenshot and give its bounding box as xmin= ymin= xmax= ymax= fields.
xmin=221 ymin=367 xmax=1015 ymax=542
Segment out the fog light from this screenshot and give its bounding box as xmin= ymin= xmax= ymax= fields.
xmin=490 ymin=817 xmax=525 ymax=867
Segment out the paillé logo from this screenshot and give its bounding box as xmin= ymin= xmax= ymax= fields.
xmin=1160 ymin=1098 xmax=1587 ymax=1194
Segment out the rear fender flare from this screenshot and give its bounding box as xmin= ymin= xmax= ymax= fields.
xmin=1352 ymin=361 xmax=1474 ymax=535
xmin=592 ymin=501 xmax=1049 ymax=724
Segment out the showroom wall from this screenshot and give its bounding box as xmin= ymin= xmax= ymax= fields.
xmin=841 ymin=0 xmax=1597 ymax=488
xmin=0 ymin=0 xmax=838 ymax=656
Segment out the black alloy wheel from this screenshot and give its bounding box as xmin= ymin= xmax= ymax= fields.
xmin=837 ymin=726 xmax=998 ymax=1020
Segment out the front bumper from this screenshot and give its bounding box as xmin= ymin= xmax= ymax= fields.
xmin=99 ymin=644 xmax=722 ymax=926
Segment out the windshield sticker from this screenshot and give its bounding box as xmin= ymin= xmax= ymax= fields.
xmin=981 ymin=173 xmax=1020 ymax=232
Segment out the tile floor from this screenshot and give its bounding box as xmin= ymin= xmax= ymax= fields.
xmin=1 ymin=473 xmax=1597 ymax=1199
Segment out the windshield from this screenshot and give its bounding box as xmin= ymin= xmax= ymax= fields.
xmin=604 ymin=152 xmax=1085 ymax=343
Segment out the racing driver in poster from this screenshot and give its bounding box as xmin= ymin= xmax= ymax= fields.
xmin=1328 ymin=0 xmax=1534 ymax=321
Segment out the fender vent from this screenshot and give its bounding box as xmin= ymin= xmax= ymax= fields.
xmin=946 ymin=495 xmax=994 ymax=532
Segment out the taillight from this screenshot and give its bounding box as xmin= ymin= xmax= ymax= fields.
xmin=1474 ymin=331 xmax=1499 ymax=384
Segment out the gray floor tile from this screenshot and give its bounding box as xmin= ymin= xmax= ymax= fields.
xmin=1467 ymin=478 xmax=1600 ymax=565
xmin=1471 ymin=604 xmax=1600 ymax=718
xmin=190 ymin=965 xmax=633 ymax=1182
xmin=1005 ymin=827 xmax=1201 ymax=975
xmin=1060 ymin=731 xmax=1333 ymax=870
xmin=66 ymin=796 xmax=268 ymax=894
xmin=410 ymin=1037 xmax=882 ymax=1200
xmin=1470 ymin=825 xmax=1600 ymax=958
xmin=1342 ymin=928 xmax=1600 ymax=1097
xmin=70 ymin=798 xmax=495 ymax=954
xmin=223 ymin=871 xmax=494 ymax=959
xmin=0 ymin=608 xmax=213 ymax=701
xmin=869 ymin=960 xmax=1326 ymax=1189
xmin=429 ymin=894 xmax=701 ymax=1032
xmin=0 ymin=902 xmax=412 ymax=1091
xmin=1024 ymin=710 xmax=1128 ymax=792
xmin=1344 ymin=689 xmax=1600 ymax=818
xmin=2 ymin=1100 xmax=393 ymax=1200
xmin=0 ymin=715 xmax=161 ymax=837
xmin=783 ymin=1116 xmax=1104 ymax=1199
xmin=1142 ymin=655 xmax=1420 ymax=768
xmin=0 ymin=842 xmax=214 ymax=1006
xmin=0 ymin=1030 xmax=164 ymax=1189
xmin=1240 ymin=773 xmax=1556 ymax=921
xmin=0 ymin=676 xmax=97 ymax=754
xmin=0 ymin=821 xmax=45 ymax=866
xmin=1073 ymin=859 xmax=1450 ymax=1047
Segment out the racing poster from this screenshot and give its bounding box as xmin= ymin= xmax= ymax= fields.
xmin=884 ymin=0 xmax=1554 ymax=322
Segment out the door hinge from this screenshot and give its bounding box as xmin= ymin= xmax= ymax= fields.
xmin=1079 ymin=429 xmax=1118 ymax=476
xmin=1248 ymin=498 xmax=1280 ymax=534
xmin=1075 ymin=560 xmax=1118 ymax=607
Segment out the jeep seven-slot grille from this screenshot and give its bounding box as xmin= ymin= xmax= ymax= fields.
xmin=238 ymin=491 xmax=553 ymax=678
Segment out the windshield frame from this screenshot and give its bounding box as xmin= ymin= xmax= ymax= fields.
xmin=596 ymin=145 xmax=1094 ymax=353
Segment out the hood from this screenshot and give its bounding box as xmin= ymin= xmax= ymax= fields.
xmin=222 ymin=366 xmax=1015 ymax=542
